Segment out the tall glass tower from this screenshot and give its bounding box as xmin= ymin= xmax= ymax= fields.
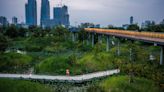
xmin=53 ymin=5 xmax=70 ymax=27
xmin=41 ymin=0 xmax=50 ymax=26
xmin=25 ymin=0 xmax=37 ymax=26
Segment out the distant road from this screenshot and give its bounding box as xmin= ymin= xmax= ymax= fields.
xmin=0 ymin=69 xmax=120 ymax=82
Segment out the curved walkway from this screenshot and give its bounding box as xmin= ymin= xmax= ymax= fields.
xmin=0 ymin=69 xmax=120 ymax=82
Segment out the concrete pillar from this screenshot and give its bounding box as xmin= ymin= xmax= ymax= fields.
xmin=98 ymin=34 xmax=102 ymax=44
xmin=87 ymin=33 xmax=90 ymax=45
xmin=72 ymin=32 xmax=75 ymax=42
xmin=75 ymin=33 xmax=78 ymax=41
xmin=106 ymin=35 xmax=110 ymax=52
xmin=92 ymin=33 xmax=94 ymax=47
xmin=160 ymin=46 xmax=164 ymax=65
xmin=117 ymin=40 xmax=120 ymax=56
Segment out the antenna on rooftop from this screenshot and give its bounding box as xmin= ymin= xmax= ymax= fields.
xmin=59 ymin=0 xmax=63 ymax=7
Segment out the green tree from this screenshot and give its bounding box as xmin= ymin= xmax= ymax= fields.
xmin=78 ymin=28 xmax=88 ymax=42
xmin=0 ymin=33 xmax=9 ymax=52
xmin=18 ymin=27 xmax=27 ymax=37
xmin=5 ymin=25 xmax=19 ymax=38
xmin=127 ymin=24 xmax=140 ymax=31
xmin=143 ymin=24 xmax=164 ymax=32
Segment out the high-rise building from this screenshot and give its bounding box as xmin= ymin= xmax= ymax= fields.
xmin=53 ymin=5 xmax=70 ymax=27
xmin=41 ymin=0 xmax=50 ymax=26
xmin=130 ymin=16 xmax=133 ymax=25
xmin=12 ymin=17 xmax=18 ymax=25
xmin=41 ymin=5 xmax=70 ymax=28
xmin=0 ymin=16 xmax=8 ymax=26
xmin=25 ymin=0 xmax=37 ymax=26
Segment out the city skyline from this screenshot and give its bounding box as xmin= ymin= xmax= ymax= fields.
xmin=0 ymin=0 xmax=164 ymax=26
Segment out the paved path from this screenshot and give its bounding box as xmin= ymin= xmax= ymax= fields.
xmin=0 ymin=69 xmax=120 ymax=82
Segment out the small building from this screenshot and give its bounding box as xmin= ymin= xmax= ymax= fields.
xmin=12 ymin=17 xmax=18 ymax=25
xmin=0 ymin=16 xmax=8 ymax=26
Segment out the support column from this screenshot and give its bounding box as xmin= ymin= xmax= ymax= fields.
xmin=160 ymin=46 xmax=164 ymax=65
xmin=72 ymin=32 xmax=75 ymax=42
xmin=75 ymin=33 xmax=78 ymax=41
xmin=106 ymin=35 xmax=110 ymax=52
xmin=87 ymin=33 xmax=90 ymax=45
xmin=98 ymin=34 xmax=102 ymax=44
xmin=117 ymin=40 xmax=120 ymax=56
xmin=92 ymin=33 xmax=94 ymax=47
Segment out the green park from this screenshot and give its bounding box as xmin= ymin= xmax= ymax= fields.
xmin=0 ymin=25 xmax=163 ymax=92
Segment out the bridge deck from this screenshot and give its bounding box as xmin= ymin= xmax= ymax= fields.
xmin=85 ymin=28 xmax=164 ymax=45
xmin=0 ymin=69 xmax=120 ymax=83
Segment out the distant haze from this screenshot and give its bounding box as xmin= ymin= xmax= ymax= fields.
xmin=0 ymin=0 xmax=164 ymax=26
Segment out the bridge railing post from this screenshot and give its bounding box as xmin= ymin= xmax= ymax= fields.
xmin=160 ymin=46 xmax=164 ymax=65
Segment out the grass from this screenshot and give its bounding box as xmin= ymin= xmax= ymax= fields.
xmin=36 ymin=52 xmax=116 ymax=75
xmin=0 ymin=52 xmax=33 ymax=73
xmin=36 ymin=56 xmax=70 ymax=75
xmin=0 ymin=78 xmax=53 ymax=92
xmin=99 ymin=76 xmax=160 ymax=92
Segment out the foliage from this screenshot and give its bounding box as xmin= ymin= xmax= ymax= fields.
xmin=78 ymin=28 xmax=88 ymax=42
xmin=36 ymin=51 xmax=116 ymax=75
xmin=0 ymin=52 xmax=32 ymax=73
xmin=142 ymin=24 xmax=164 ymax=32
xmin=0 ymin=33 xmax=9 ymax=52
xmin=4 ymin=25 xmax=19 ymax=38
xmin=98 ymin=76 xmax=160 ymax=92
xmin=0 ymin=79 xmax=53 ymax=92
xmin=0 ymin=26 xmax=163 ymax=92
xmin=110 ymin=43 xmax=163 ymax=83
xmin=127 ymin=24 xmax=140 ymax=31
xmin=36 ymin=56 xmax=71 ymax=75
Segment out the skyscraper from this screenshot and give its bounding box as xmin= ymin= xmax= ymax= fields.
xmin=130 ymin=16 xmax=133 ymax=25
xmin=53 ymin=5 xmax=70 ymax=27
xmin=41 ymin=0 xmax=50 ymax=26
xmin=42 ymin=5 xmax=70 ymax=28
xmin=25 ymin=0 xmax=37 ymax=26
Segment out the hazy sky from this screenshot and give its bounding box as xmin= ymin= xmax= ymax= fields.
xmin=0 ymin=0 xmax=164 ymax=26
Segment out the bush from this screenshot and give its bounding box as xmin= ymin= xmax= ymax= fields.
xmin=0 ymin=52 xmax=32 ymax=73
xmin=98 ymin=76 xmax=160 ymax=92
xmin=36 ymin=56 xmax=70 ymax=75
xmin=0 ymin=79 xmax=53 ymax=92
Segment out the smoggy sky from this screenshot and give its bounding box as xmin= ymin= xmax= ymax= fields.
xmin=0 ymin=0 xmax=164 ymax=26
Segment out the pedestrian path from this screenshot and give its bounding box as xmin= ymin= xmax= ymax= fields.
xmin=0 ymin=69 xmax=120 ymax=83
